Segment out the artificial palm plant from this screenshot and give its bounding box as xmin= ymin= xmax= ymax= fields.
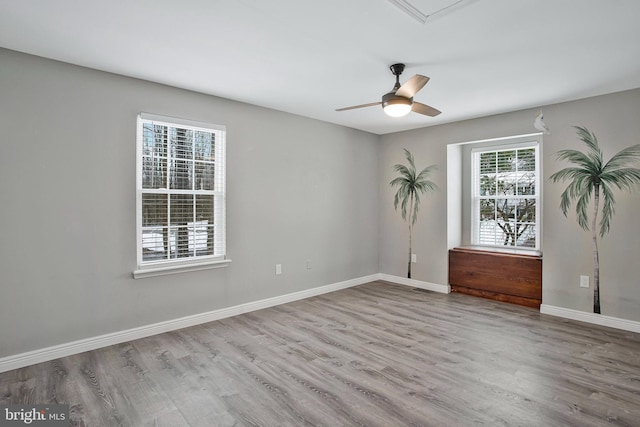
xmin=550 ymin=126 xmax=640 ymax=314
xmin=390 ymin=149 xmax=438 ymax=279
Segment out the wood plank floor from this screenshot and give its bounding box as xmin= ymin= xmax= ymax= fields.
xmin=2 ymin=281 xmax=640 ymax=426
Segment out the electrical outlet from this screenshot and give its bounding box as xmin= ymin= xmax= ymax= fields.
xmin=275 ymin=264 xmax=282 ymax=275
xmin=306 ymin=259 xmax=311 ymax=270
xmin=411 ymin=253 xmax=417 ymax=263
xmin=580 ymin=275 xmax=589 ymax=288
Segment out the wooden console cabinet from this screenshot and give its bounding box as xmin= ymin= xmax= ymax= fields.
xmin=448 ymin=247 xmax=542 ymax=308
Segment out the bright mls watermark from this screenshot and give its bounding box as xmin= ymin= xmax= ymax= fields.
xmin=1 ymin=405 xmax=69 ymax=426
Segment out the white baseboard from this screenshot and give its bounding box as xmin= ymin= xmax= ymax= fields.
xmin=0 ymin=274 xmax=379 ymax=373
xmin=540 ymin=304 xmax=640 ymax=334
xmin=378 ymin=273 xmax=451 ymax=294
xmin=19 ymin=275 xmax=636 ymax=374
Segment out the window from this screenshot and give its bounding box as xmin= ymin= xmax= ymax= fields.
xmin=134 ymin=113 xmax=227 ymax=278
xmin=472 ymin=136 xmax=541 ymax=251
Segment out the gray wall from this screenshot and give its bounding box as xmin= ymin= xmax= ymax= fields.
xmin=380 ymin=88 xmax=640 ymax=321
xmin=2 ymin=47 xmax=639 ymax=360
xmin=0 ymin=49 xmax=381 ymax=358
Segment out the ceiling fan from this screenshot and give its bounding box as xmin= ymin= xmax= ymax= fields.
xmin=336 ymin=63 xmax=441 ymax=118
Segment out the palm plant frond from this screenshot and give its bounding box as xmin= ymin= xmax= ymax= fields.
xmin=550 ymin=167 xmax=588 ymax=185
xmin=393 ymin=164 xmax=413 ymax=179
xmin=599 ymin=183 xmax=616 ymax=237
xmin=553 ymin=170 xmax=592 ymax=220
xmin=416 ymin=164 xmax=439 ymax=181
xmin=392 ymin=185 xmax=408 ymax=220
xmin=555 ymin=149 xmax=601 ymax=173
xmin=404 ymin=148 xmax=416 ymax=168
xmin=400 ymin=189 xmax=410 ymax=221
xmin=574 ymin=189 xmax=592 ymax=231
xmin=411 ymin=192 xmax=421 ymax=225
xmin=600 ymin=168 xmax=640 ymax=191
xmin=602 ymin=144 xmax=640 ymax=170
xmin=575 ymin=126 xmax=603 ymax=167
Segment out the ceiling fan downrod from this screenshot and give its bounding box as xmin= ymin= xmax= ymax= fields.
xmin=389 ymin=63 xmax=405 ymax=91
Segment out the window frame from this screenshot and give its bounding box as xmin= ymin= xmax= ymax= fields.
xmin=471 ymin=135 xmax=542 ymax=253
xmin=134 ymin=113 xmax=230 ymax=278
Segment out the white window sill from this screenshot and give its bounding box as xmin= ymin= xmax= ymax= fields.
xmin=461 ymin=245 xmax=542 ymax=257
xmin=133 ymin=259 xmax=232 ymax=279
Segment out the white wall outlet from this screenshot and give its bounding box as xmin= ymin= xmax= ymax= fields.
xmin=275 ymin=264 xmax=282 ymax=275
xmin=580 ymin=275 xmax=589 ymax=288
xmin=411 ymin=253 xmax=417 ymax=263
xmin=306 ymin=259 xmax=311 ymax=270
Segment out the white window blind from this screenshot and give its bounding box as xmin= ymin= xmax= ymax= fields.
xmin=136 ymin=113 xmax=226 ymax=273
xmin=472 ymin=137 xmax=540 ymax=251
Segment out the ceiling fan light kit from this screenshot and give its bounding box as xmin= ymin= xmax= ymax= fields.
xmin=336 ymin=63 xmax=441 ymax=119
xmin=382 ymin=93 xmax=412 ymax=117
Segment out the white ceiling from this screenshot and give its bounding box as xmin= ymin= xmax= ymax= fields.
xmin=2 ymin=0 xmax=640 ymax=135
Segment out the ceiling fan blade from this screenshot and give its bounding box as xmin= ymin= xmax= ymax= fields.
xmin=335 ymin=102 xmax=382 ymax=112
xmin=412 ymin=102 xmax=441 ymax=117
xmin=395 ymin=74 xmax=430 ymax=98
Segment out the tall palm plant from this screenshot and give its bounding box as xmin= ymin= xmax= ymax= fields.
xmin=550 ymin=126 xmax=640 ymax=314
xmin=390 ymin=149 xmax=438 ymax=279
